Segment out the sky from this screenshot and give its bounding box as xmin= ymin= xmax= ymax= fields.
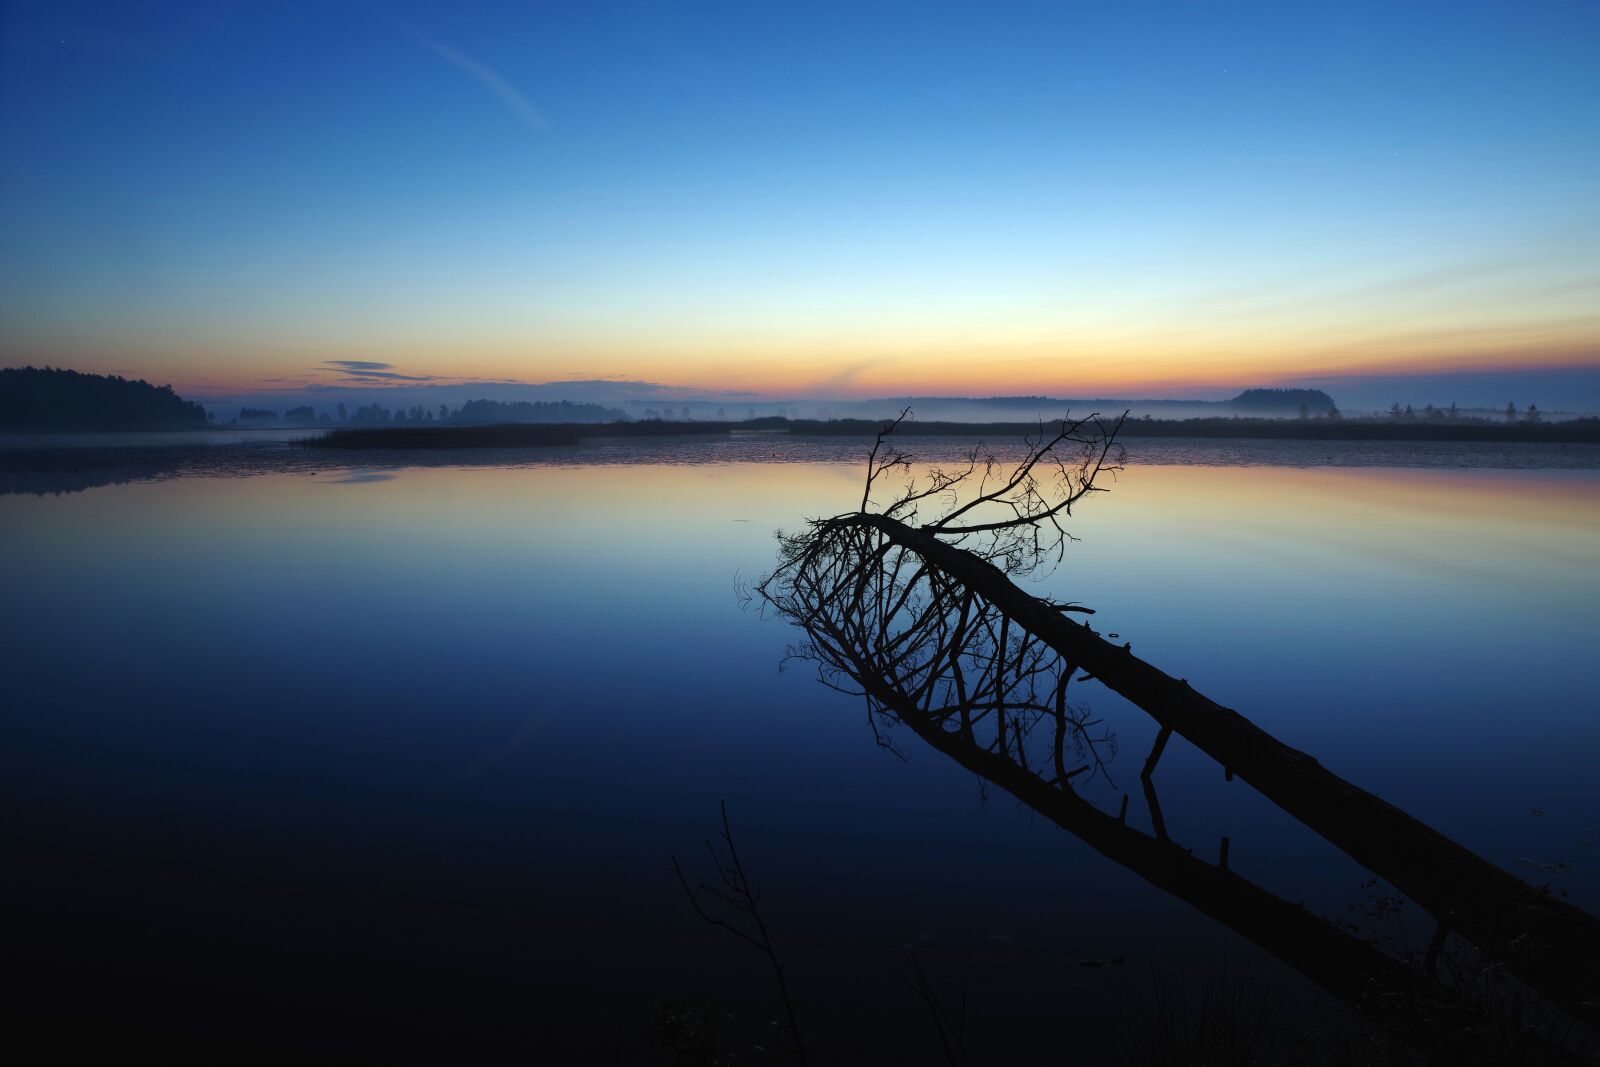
xmin=1 ymin=0 xmax=1597 ymax=403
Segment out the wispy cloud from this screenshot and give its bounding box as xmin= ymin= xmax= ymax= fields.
xmin=325 ymin=360 xmax=394 ymax=371
xmin=319 ymin=360 xmax=437 ymax=382
xmin=411 ymin=31 xmax=547 ymax=132
xmin=336 ymin=371 xmax=438 ymax=382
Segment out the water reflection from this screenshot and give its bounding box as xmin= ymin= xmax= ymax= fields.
xmin=4 ymin=431 xmax=1599 ymax=499
xmin=2 ymin=459 xmax=1597 ymax=1060
xmin=752 ymin=435 xmax=1600 ymax=1056
xmin=323 ymin=471 xmax=397 ymax=484
xmin=0 ymin=449 xmax=187 ymax=495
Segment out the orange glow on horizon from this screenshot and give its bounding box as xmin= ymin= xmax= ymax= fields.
xmin=56 ymin=334 xmax=1599 ymax=400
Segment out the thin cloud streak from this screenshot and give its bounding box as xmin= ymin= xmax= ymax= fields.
xmin=316 ymin=360 xmax=438 ymax=382
xmin=411 ymin=31 xmax=547 ymax=132
xmin=335 ymin=370 xmax=438 ymax=382
xmin=324 ymin=359 xmax=393 ymax=371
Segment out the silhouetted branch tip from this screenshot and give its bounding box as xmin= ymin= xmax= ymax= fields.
xmin=751 ymin=415 xmax=1124 ymax=796
xmin=672 ymin=805 xmax=808 ymax=1064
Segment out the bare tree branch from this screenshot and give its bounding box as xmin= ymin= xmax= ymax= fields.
xmin=672 ymin=803 xmax=808 ymax=1064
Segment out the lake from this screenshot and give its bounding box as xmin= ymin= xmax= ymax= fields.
xmin=3 ymin=434 xmax=1598 ymax=1062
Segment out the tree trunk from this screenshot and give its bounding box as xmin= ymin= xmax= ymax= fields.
xmin=831 ymin=512 xmax=1600 ymax=1027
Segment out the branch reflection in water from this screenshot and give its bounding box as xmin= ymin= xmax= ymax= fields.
xmin=750 ymin=411 xmax=1598 ymax=1062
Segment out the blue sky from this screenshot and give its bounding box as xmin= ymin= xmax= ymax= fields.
xmin=2 ymin=0 xmax=1596 ymax=400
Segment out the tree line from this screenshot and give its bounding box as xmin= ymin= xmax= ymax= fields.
xmin=230 ymin=397 xmax=627 ymax=426
xmin=0 ymin=366 xmax=207 ymax=431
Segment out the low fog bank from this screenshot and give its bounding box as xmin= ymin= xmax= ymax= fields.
xmin=191 ymin=389 xmax=1345 ymax=426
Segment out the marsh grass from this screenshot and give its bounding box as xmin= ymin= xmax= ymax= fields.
xmin=1102 ymin=968 xmax=1289 ymax=1067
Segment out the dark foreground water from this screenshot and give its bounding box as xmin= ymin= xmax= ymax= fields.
xmin=2 ymin=435 xmax=1597 ymax=1062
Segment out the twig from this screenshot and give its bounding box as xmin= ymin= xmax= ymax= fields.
xmin=672 ymin=803 xmax=808 ymax=1064
xmin=894 ymin=949 xmax=970 ymax=1067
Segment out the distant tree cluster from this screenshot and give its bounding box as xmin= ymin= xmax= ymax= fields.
xmin=339 ymin=402 xmax=430 ymax=425
xmin=217 ymin=397 xmax=628 ymax=428
xmin=1230 ymin=388 xmax=1336 ymax=415
xmin=0 ymin=366 xmax=207 ymax=431
xmin=1376 ymin=400 xmax=1545 ymax=425
xmin=449 ymin=398 xmax=625 ymax=424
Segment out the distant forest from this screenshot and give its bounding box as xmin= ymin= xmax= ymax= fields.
xmin=1230 ymin=388 xmax=1335 ymax=413
xmin=242 ymin=389 xmax=1342 ymax=427
xmin=0 ymin=367 xmax=206 ymax=431
xmin=3 ymin=367 xmax=1583 ymax=439
xmin=236 ymin=397 xmax=626 ymax=427
xmin=302 ymin=412 xmax=1600 ymax=450
xmin=758 ymin=414 xmax=1600 ymax=442
xmin=0 ymin=368 xmax=632 ymax=431
xmin=451 ymin=399 xmax=625 ymax=424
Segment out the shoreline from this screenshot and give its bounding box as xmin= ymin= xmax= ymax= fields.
xmin=6 ymin=412 xmax=1600 ymax=451
xmin=5 ymin=431 xmax=1600 ymax=498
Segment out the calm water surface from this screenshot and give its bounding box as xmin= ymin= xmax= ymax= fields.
xmin=3 ymin=446 xmax=1597 ymax=1062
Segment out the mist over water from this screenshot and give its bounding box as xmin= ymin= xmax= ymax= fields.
xmin=2 ymin=450 xmax=1597 ymax=1061
xmin=4 ymin=431 xmax=1599 ymax=500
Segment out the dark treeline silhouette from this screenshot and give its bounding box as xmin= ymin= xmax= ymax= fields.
xmin=815 ymin=389 xmax=1338 ymax=421
xmin=451 ymin=398 xmax=625 ymax=424
xmin=234 ymin=397 xmax=626 ymax=429
xmin=300 ymin=412 xmax=1600 ymax=451
xmin=1383 ymin=400 xmax=1553 ymax=424
xmin=1230 ymin=387 xmax=1336 ymax=414
xmin=1 ymin=366 xmax=207 ymax=431
xmin=313 ymin=398 xmax=623 ymax=425
xmin=236 ymin=406 xmax=282 ymax=425
xmin=774 ymin=415 xmax=1600 ymax=443
xmin=303 ymin=416 xmax=782 ymax=449
xmin=749 ymin=411 xmax=1600 ymax=1061
xmin=322 ymin=398 xmax=625 ymax=426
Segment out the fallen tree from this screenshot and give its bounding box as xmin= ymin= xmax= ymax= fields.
xmin=806 ymin=598 xmax=1578 ymax=1060
xmin=754 ymin=410 xmax=1600 ymax=1049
